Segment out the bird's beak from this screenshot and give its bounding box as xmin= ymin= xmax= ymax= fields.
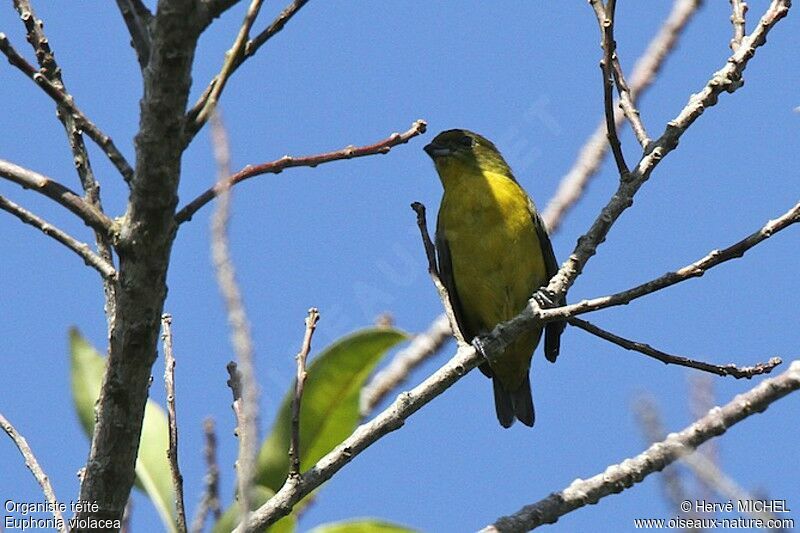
xmin=424 ymin=142 xmax=451 ymax=160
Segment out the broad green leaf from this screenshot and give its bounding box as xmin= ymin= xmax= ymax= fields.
xmin=69 ymin=328 xmax=177 ymax=533
xmin=212 ymin=485 xmax=296 ymax=533
xmin=308 ymin=519 xmax=417 ymax=533
xmin=257 ymin=327 xmax=407 ymax=492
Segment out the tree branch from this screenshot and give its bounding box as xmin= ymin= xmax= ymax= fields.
xmin=175 ymin=119 xmax=427 ymax=224
xmin=730 ymin=0 xmax=748 ymax=52
xmin=591 ymin=0 xmax=629 ymax=177
xmin=544 ymin=0 xmax=791 ymax=300
xmin=542 ymin=0 xmax=702 ymax=233
xmin=0 ymin=33 xmax=135 ymax=184
xmin=360 ymin=314 xmax=452 ymax=416
xmin=483 ymin=360 xmax=800 ymax=532
xmin=0 ymin=194 xmax=116 ymax=280
xmin=0 ymin=159 xmax=114 ymax=235
xmin=75 ymin=0 xmax=205 ymax=527
xmin=537 ymin=200 xmax=800 ymax=324
xmin=187 ymin=0 xmax=310 ymax=137
xmin=0 ymin=412 xmax=67 ymax=532
xmin=569 ymin=317 xmax=781 ymax=378
xmin=191 ymin=0 xmax=266 ymax=129
xmin=115 ymin=0 xmax=153 ymax=68
xmin=289 ymin=308 xmax=320 ymax=477
xmin=486 ymin=199 xmax=800 ymax=356
xmin=410 ymin=202 xmax=465 ymax=344
xmin=161 ymin=314 xmax=187 ymax=533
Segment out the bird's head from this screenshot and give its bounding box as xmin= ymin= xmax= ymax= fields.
xmin=424 ymin=129 xmax=511 ymax=177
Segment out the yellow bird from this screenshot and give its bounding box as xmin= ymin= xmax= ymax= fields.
xmin=424 ymin=129 xmax=563 ymax=428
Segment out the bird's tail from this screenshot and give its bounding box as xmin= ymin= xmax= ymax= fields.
xmin=492 ymin=374 xmax=535 ymax=428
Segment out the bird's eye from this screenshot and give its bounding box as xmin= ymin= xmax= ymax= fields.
xmin=459 ymin=136 xmax=474 ymax=148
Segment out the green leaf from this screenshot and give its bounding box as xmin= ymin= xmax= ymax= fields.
xmin=308 ymin=519 xmax=418 ymax=533
xmin=257 ymin=327 xmax=407 ymax=492
xmin=212 ymin=486 xmax=296 ymax=533
xmin=69 ymin=328 xmax=177 ymax=533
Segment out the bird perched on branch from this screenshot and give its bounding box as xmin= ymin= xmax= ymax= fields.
xmin=424 ymin=129 xmax=564 ymax=428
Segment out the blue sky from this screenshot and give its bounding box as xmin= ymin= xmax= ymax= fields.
xmin=1 ymin=2 xmax=798 ymax=532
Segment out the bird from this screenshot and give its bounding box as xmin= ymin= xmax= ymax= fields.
xmin=424 ymin=129 xmax=564 ymax=428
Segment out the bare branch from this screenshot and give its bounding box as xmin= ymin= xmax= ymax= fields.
xmin=569 ymin=317 xmax=781 ymax=378
xmin=176 ymin=119 xmax=427 ymax=224
xmin=591 ymin=0 xmax=629 ymax=176
xmin=536 ymin=200 xmax=800 ymax=325
xmin=360 ymin=314 xmax=452 ymax=416
xmin=192 ymin=0 xmax=267 ymax=128
xmin=0 ymin=33 xmax=135 ymax=184
xmin=543 ymin=0 xmax=791 ymax=300
xmin=76 ymin=1 xmax=205 ymax=526
xmin=0 ymin=412 xmax=67 ymax=532
xmin=730 ymin=0 xmax=748 ymax=51
xmin=483 ymin=360 xmax=800 ymax=532
xmin=0 ymin=194 xmax=116 ymax=279
xmin=161 ymin=314 xmax=187 ymax=533
xmin=210 ymin=110 xmax=259 ymax=523
xmin=543 ymin=0 xmax=702 ymax=232
xmin=190 ymin=418 xmax=222 ymax=533
xmin=115 ymin=0 xmax=152 ymax=68
xmin=0 ymin=159 xmax=114 ymax=235
xmin=188 ymin=0 xmax=310 ymax=136
xmin=410 ymin=202 xmax=465 ymax=346
xmin=289 ymin=308 xmax=321 ymax=477
xmin=611 ymin=59 xmax=650 ymax=148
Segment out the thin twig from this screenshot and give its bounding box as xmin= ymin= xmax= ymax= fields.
xmin=483 ymin=360 xmax=800 ymax=532
xmin=190 ymin=418 xmax=222 ymax=533
xmin=543 ymin=0 xmax=702 ymax=232
xmin=192 ymin=0 xmax=266 ymax=128
xmin=730 ymin=0 xmax=748 ymax=52
xmin=611 ymin=59 xmax=650 ymax=148
xmin=360 ymin=314 xmax=452 ymax=416
xmin=289 ymin=308 xmax=321 ymax=477
xmin=410 ymin=202 xmax=466 ymax=345
xmin=161 ymin=314 xmax=187 ymax=533
xmin=210 ymin=111 xmax=258 ymax=523
xmin=569 ymin=317 xmax=781 ymax=378
xmin=0 ymin=159 xmax=114 ymax=235
xmin=533 ymin=200 xmax=800 ymax=325
xmin=0 ymin=412 xmax=67 ymax=532
xmin=115 ymin=0 xmax=152 ymax=68
xmin=0 ymin=195 xmax=116 ymax=279
xmin=0 ymin=32 xmax=134 ymax=184
xmin=177 ymin=119 xmax=427 ymax=224
xmin=591 ymin=0 xmax=629 ymax=177
xmin=188 ymin=0 xmax=310 ymax=136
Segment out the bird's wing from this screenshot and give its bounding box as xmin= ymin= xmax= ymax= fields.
xmin=436 ymin=215 xmax=493 ymax=378
xmin=529 ymin=198 xmax=565 ymax=363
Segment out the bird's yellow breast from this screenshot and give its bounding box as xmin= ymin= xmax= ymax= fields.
xmin=437 ymin=161 xmax=548 ymax=386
